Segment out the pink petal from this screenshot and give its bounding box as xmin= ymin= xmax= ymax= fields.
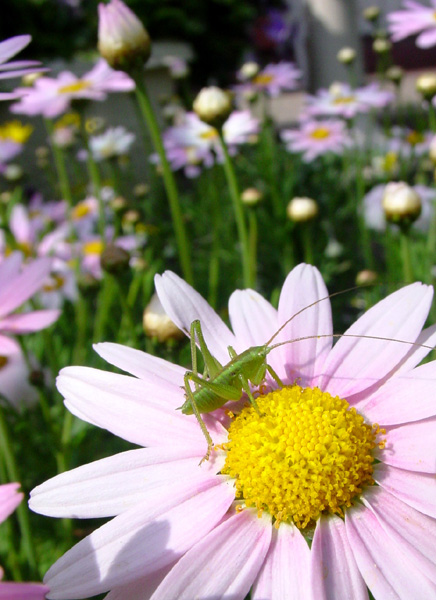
xmin=228 ymin=289 xmax=278 ymax=349
xmin=0 ymin=482 xmax=22 ymax=523
xmin=416 ymin=28 xmax=436 ymax=48
xmin=251 ymin=522 xmax=311 ymax=600
xmin=383 ymin=417 xmax=436 ymax=472
xmin=0 ymin=252 xmax=22 ymax=289
xmin=374 ymin=463 xmax=436 ymax=518
xmin=150 ymin=510 xmax=272 ymax=600
xmin=105 ymin=568 xmax=172 ymax=600
xmin=0 ymin=310 xmax=59 ymax=334
xmin=311 ymin=514 xmax=368 ymax=600
xmin=359 ymin=361 xmax=436 ymax=425
xmin=318 ymin=283 xmax=433 ymax=398
xmin=362 ymin=487 xmax=436 ymax=583
xmin=0 ymin=335 xmax=20 ymax=355
xmin=0 ymin=35 xmax=31 ymax=65
xmin=276 ymin=264 xmax=333 ymax=387
xmin=155 ymin=271 xmax=236 ymax=364
xmin=30 ymin=447 xmax=224 ymax=518
xmin=0 ymin=257 xmax=53 ymax=319
xmin=93 ymin=342 xmax=185 ymax=387
xmin=0 ymin=583 xmax=49 ymax=600
xmin=57 ymin=366 xmax=228 ymax=452
xmin=346 ymin=503 xmax=436 ymax=599
xmin=44 ymin=477 xmax=235 ymax=599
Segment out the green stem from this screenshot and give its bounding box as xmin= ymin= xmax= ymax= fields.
xmin=0 ymin=407 xmax=37 ymax=575
xmin=218 ymin=131 xmax=252 ymax=288
xmin=207 ymin=169 xmax=221 ymax=308
xmin=44 ymin=119 xmax=73 ymax=207
xmin=429 ymin=102 xmax=436 ymax=133
xmin=301 ymin=224 xmax=314 ymax=265
xmin=400 ymin=227 xmax=413 ymax=284
xmin=81 ymin=125 xmax=105 ymax=239
xmin=132 ymin=72 xmax=194 ymax=285
xmin=248 ymin=210 xmax=258 ymax=288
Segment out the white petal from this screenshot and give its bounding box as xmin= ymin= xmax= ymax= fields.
xmin=383 ymin=418 xmax=436 ymax=472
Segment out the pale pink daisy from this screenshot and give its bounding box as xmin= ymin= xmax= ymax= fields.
xmin=0 ymin=35 xmax=47 ymax=100
xmin=30 ymin=265 xmax=436 ymax=599
xmin=0 ymin=252 xmax=59 ymax=353
xmin=305 ymin=82 xmax=394 ymax=119
xmin=10 ymin=58 xmax=134 ymax=118
xmin=281 ymin=118 xmax=352 ymax=162
xmin=387 ymin=0 xmax=436 ymax=48
xmin=88 ymin=126 xmax=135 ymax=161
xmin=234 ymin=61 xmax=301 ymax=97
xmin=0 ymin=483 xmax=49 ymax=599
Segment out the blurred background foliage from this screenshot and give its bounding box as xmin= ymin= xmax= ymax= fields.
xmin=0 ymin=0 xmax=281 ymax=83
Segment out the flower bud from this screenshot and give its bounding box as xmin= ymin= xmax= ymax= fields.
xmin=355 ymin=270 xmax=378 ymax=286
xmin=143 ymin=293 xmax=184 ymax=342
xmin=386 ymin=65 xmax=403 ymax=86
xmin=238 ymin=62 xmax=260 ymax=81
xmin=337 ymin=47 xmax=356 ymax=65
xmin=429 ymin=135 xmax=436 ymax=163
xmin=241 ymin=187 xmax=263 ymax=206
xmin=4 ymin=164 xmax=23 ymax=182
xmin=382 ymin=182 xmax=422 ymax=226
xmin=416 ymin=73 xmax=436 ymax=101
xmin=373 ymin=37 xmax=392 ymax=54
xmin=98 ymin=0 xmax=151 ymax=72
xmin=193 ymin=86 xmax=233 ymax=128
xmin=100 ymin=243 xmax=130 ymax=274
xmin=286 ymin=197 xmax=319 ymax=222
xmin=363 ymin=6 xmax=380 ymax=22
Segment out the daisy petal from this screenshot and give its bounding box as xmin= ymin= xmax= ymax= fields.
xmin=44 ymin=478 xmax=235 ymax=600
xmin=359 ymin=361 xmax=436 ymax=425
xmin=311 ymin=514 xmax=368 ymax=600
xmin=57 ymin=367 xmax=227 ymax=451
xmin=346 ymin=503 xmax=436 ymax=599
xmin=0 ymin=35 xmax=31 ymax=65
xmin=276 ymin=264 xmax=333 ymax=387
xmin=105 ymin=569 xmax=172 ymax=600
xmin=150 ymin=510 xmax=272 ymax=600
xmin=30 ymin=447 xmax=224 ymax=518
xmin=0 ymin=252 xmax=21 ymax=289
xmin=228 ymin=289 xmax=278 ymax=349
xmin=0 ymin=583 xmax=49 ymax=600
xmin=155 ymin=271 xmax=236 ymax=364
xmin=251 ymin=522 xmax=311 ymax=600
xmin=0 ymin=482 xmax=23 ymax=523
xmin=383 ymin=418 xmax=436 ymax=472
xmin=0 ymin=310 xmax=59 ymax=333
xmin=0 ymin=257 xmax=53 ymax=319
xmin=319 ymin=283 xmax=433 ymax=398
xmin=93 ymin=342 xmax=185 ymax=387
xmin=374 ymin=463 xmax=436 ymax=518
xmin=362 ymin=487 xmax=436 ymax=583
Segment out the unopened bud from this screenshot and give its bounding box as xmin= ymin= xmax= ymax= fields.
xmin=98 ymin=0 xmax=151 ymax=72
xmin=364 ymin=6 xmax=381 ymax=22
xmin=133 ymin=183 xmax=149 ymax=197
xmin=238 ymin=62 xmax=260 ymax=81
xmin=100 ymin=243 xmax=130 ymax=274
xmin=416 ymin=73 xmax=436 ymax=101
xmin=382 ymin=182 xmax=422 ymax=226
xmin=386 ymin=65 xmax=403 ymax=85
xmin=193 ymin=86 xmax=233 ymax=128
xmin=241 ymin=187 xmax=263 ymax=206
xmin=337 ymin=47 xmax=356 ymax=65
xmin=286 ymin=197 xmax=319 ymax=222
xmin=373 ymin=37 xmax=392 ymax=54
xmin=4 ymin=164 xmax=23 ymax=182
xmin=356 ymin=270 xmax=378 ymax=286
xmin=143 ymin=293 xmax=184 ymax=342
xmin=22 ymin=72 xmax=43 ymax=86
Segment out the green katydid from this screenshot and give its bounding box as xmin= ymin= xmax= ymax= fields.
xmin=181 ymin=289 xmax=435 ymax=463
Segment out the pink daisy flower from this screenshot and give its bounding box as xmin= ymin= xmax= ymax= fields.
xmin=305 ymin=82 xmax=394 ymax=119
xmin=10 ymin=58 xmax=134 ymax=118
xmin=0 ymin=483 xmax=49 ymax=599
xmin=235 ymin=61 xmax=301 ymax=97
xmin=281 ymin=118 xmax=352 ymax=162
xmin=387 ymin=0 xmax=436 ymax=49
xmin=0 ymin=35 xmax=46 ymax=100
xmin=0 ymin=252 xmax=59 ymax=353
xmin=30 ymin=265 xmax=436 ymax=599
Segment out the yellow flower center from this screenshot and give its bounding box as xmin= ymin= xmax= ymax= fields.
xmin=333 ymin=95 xmax=356 ymax=105
xmin=253 ymin=74 xmax=274 ymax=86
xmin=406 ymin=130 xmax=424 ymax=146
xmin=383 ymin=151 xmax=398 ymax=172
xmin=222 ymin=385 xmax=382 ymax=530
xmin=0 ymin=356 xmax=8 ymax=369
xmin=43 ymin=274 xmax=65 ymax=292
xmin=83 ymin=240 xmax=103 ymax=255
xmin=72 ymin=203 xmax=91 ymax=219
xmin=0 ymin=121 xmax=33 ymax=144
xmin=310 ymin=127 xmax=331 ymax=140
xmin=58 ymin=80 xmax=91 ymax=95
xmin=199 ymin=128 xmax=218 ymax=141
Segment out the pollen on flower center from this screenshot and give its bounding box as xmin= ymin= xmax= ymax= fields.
xmin=333 ymin=95 xmax=355 ymax=104
xmin=253 ymin=74 xmax=274 ymax=85
xmin=58 ymin=80 xmax=91 ymax=95
xmin=222 ymin=385 xmax=381 ymax=530
xmin=310 ymin=127 xmax=331 ymax=140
